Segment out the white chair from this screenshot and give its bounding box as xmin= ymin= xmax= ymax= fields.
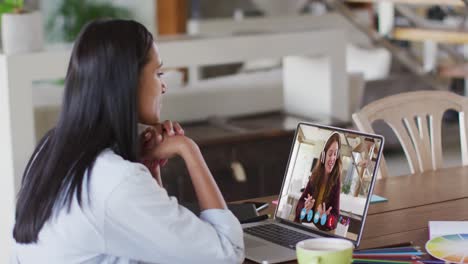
xmin=353 ymin=91 xmax=468 ymax=178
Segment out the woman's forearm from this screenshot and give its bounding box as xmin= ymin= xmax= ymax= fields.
xmin=180 ymin=139 xmax=226 ymax=211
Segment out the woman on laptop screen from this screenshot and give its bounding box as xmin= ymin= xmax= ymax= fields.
xmin=294 ymin=132 xmax=342 ymax=231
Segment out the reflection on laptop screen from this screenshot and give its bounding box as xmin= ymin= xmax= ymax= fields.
xmin=276 ymin=123 xmax=383 ymax=242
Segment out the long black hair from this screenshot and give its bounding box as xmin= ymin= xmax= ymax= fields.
xmin=13 ymin=19 xmax=154 ymax=243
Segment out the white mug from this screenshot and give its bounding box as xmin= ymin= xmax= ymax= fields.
xmin=296 ymin=238 xmax=353 ymax=264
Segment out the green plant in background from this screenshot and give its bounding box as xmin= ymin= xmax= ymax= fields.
xmin=341 ymin=183 xmax=351 ymax=195
xmin=0 ymin=0 xmax=24 ymax=17
xmin=0 ymin=0 xmax=24 ymax=34
xmin=47 ymin=0 xmax=132 ymax=42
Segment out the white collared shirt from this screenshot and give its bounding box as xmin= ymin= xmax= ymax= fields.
xmin=12 ymin=149 xmax=245 ymax=264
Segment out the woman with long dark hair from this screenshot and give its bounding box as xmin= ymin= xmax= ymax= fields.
xmin=12 ymin=20 xmax=244 ymax=263
xmin=294 ymin=133 xmax=342 ymax=231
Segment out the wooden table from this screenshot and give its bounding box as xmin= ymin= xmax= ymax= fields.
xmin=241 ymin=166 xmax=468 ymax=263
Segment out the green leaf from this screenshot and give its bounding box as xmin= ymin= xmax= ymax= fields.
xmin=2 ymin=0 xmax=23 ymax=9
xmin=47 ymin=0 xmax=133 ymax=42
xmin=0 ymin=2 xmax=16 ymax=13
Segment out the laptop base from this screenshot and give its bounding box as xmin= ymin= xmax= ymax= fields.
xmin=243 ymin=220 xmax=318 ymax=263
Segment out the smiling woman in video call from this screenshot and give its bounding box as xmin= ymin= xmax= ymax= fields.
xmin=12 ymin=20 xmax=244 ymax=263
xmin=294 ymin=132 xmax=342 ymax=231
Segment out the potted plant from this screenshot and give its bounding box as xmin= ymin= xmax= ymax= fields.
xmin=1 ymin=0 xmax=44 ymax=54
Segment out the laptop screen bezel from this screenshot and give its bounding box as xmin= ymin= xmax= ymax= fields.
xmin=273 ymin=122 xmax=385 ymax=247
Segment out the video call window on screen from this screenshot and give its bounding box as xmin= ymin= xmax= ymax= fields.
xmin=277 ymin=124 xmax=382 ymax=241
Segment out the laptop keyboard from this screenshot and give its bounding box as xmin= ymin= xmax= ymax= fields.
xmin=244 ymin=224 xmax=314 ymax=249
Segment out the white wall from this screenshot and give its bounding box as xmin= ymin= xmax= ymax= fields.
xmin=0 ymin=55 xmax=16 ymax=264
xmin=288 ymin=142 xmax=321 ymax=197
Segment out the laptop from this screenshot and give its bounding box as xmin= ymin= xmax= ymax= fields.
xmin=243 ymin=122 xmax=384 ymax=263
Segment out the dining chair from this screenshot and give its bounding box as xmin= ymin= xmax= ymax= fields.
xmin=352 ymin=90 xmax=468 ymax=178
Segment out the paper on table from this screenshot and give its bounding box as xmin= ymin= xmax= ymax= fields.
xmin=429 ymin=221 xmax=468 ymax=239
xmin=370 ymin=194 xmax=388 ymax=204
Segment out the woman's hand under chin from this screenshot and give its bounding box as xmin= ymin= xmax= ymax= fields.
xmin=140 ymin=120 xmax=185 ymax=184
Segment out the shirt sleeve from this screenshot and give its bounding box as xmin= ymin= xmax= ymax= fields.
xmin=329 ymin=178 xmax=340 ymax=229
xmin=294 ymin=180 xmax=312 ymax=222
xmin=103 ymin=165 xmax=245 ymax=264
xmin=315 ymin=178 xmax=340 ymax=231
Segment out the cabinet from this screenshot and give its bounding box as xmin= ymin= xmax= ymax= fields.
xmin=160 ymin=112 xmax=347 ymax=202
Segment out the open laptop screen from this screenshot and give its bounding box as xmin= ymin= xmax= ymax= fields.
xmin=276 ymin=123 xmax=384 ymax=244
